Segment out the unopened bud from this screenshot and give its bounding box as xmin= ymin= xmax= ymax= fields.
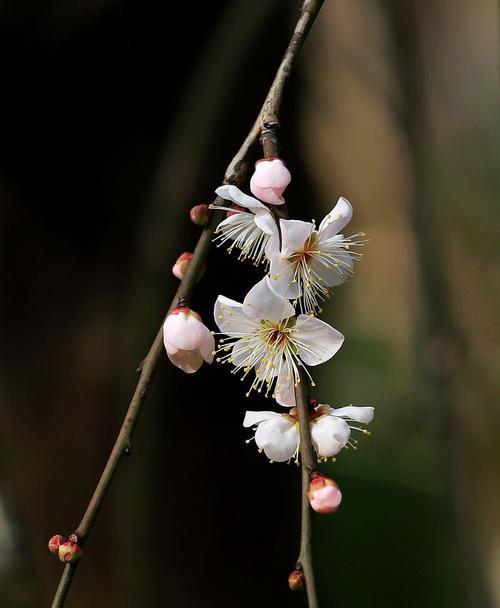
xmin=250 ymin=157 xmax=291 ymax=205
xmin=190 ymin=204 xmax=211 ymax=226
xmin=308 ymin=474 xmax=342 ymax=514
xmin=171 ymin=252 xmax=205 ymax=282
xmin=58 ymin=540 xmax=82 ymax=563
xmin=288 ymin=568 xmax=305 ymax=591
xmin=48 ymin=534 xmax=66 ymax=554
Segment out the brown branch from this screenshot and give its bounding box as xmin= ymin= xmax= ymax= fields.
xmin=225 ymin=0 xmax=325 ymax=183
xmin=50 ymin=1 xmax=326 ymax=606
xmin=295 ymin=372 xmax=319 ymax=608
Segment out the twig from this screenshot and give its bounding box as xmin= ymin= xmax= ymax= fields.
xmin=50 ymin=1 xmax=325 ymax=606
xmin=295 ymin=372 xmax=319 ymax=608
xmin=225 ymin=0 xmax=325 ymax=183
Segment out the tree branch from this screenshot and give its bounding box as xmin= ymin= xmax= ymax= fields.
xmin=225 ymin=0 xmax=325 ymax=183
xmin=295 ymin=372 xmax=319 ymax=607
xmin=50 ymin=1 xmax=325 ymax=606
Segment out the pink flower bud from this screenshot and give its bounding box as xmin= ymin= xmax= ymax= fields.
xmin=288 ymin=569 xmax=305 ymax=591
xmin=250 ymin=158 xmax=291 ymax=205
xmin=190 ymin=204 xmax=211 ymax=226
xmin=308 ymin=474 xmax=342 ymax=514
xmin=163 ymin=306 xmax=215 ymax=373
xmin=58 ymin=540 xmax=82 ymax=563
xmin=48 ymin=534 xmax=66 ymax=554
xmin=171 ymin=252 xmax=206 ymax=281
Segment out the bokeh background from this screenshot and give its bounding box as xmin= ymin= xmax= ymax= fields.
xmin=1 ymin=0 xmax=498 ymax=606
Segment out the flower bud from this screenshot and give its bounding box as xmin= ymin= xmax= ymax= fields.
xmin=58 ymin=540 xmax=82 ymax=563
xmin=190 ymin=204 xmax=211 ymax=226
xmin=48 ymin=534 xmax=66 ymax=554
xmin=288 ymin=568 xmax=305 ymax=591
xmin=250 ymin=158 xmax=291 ymax=205
xmin=163 ymin=306 xmax=215 ymax=373
xmin=308 ymin=474 xmax=342 ymax=514
xmin=171 ymin=252 xmax=206 ymax=282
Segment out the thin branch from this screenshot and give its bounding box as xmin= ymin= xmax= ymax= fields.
xmin=295 ymin=373 xmax=319 ymax=608
xmin=225 ymin=0 xmax=325 ymax=183
xmin=50 ymin=2 xmax=326 ymax=606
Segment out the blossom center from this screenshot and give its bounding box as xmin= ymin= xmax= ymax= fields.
xmin=289 ymin=232 xmax=320 ymax=265
xmin=260 ymin=319 xmax=294 ymax=348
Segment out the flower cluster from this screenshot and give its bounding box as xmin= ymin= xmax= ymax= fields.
xmin=162 ymin=157 xmax=374 ymax=513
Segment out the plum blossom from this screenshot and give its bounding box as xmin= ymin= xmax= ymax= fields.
xmin=250 ymin=158 xmax=291 ymax=205
xmin=269 ymin=197 xmax=366 ymax=313
xmin=211 ymin=185 xmax=277 ymax=266
xmin=163 ymin=306 xmax=214 ymax=373
xmin=243 ymin=404 xmax=374 ymax=462
xmin=213 ymin=277 xmax=344 ymax=406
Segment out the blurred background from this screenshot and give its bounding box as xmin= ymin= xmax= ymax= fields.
xmin=0 ymin=0 xmax=498 ymax=606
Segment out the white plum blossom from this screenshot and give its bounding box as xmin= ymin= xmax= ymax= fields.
xmin=211 ymin=185 xmax=277 ymax=266
xmin=243 ymin=404 xmax=374 ymax=462
xmin=163 ymin=307 xmax=215 ymax=373
xmin=213 ymin=277 xmax=344 ymax=406
xmin=269 ymin=197 xmax=366 ymax=314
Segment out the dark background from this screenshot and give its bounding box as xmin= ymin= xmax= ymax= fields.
xmin=1 ymin=0 xmax=499 ymax=606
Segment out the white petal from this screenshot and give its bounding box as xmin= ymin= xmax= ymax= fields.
xmin=214 ymin=295 xmax=257 ymax=335
xmin=215 ymin=185 xmax=266 ymax=210
xmin=243 ymin=276 xmax=295 ymax=322
xmin=166 ymin=348 xmax=204 ymax=374
xmin=269 ymin=252 xmax=301 ymax=299
xmin=251 ymin=187 xmax=284 ymax=206
xmin=163 ymin=312 xmax=208 ymax=351
xmin=330 ymin=405 xmax=374 ymax=423
xmin=294 ymin=315 xmax=344 ymax=366
xmin=311 ymin=416 xmax=350 ymax=456
xmin=199 ymin=332 xmax=215 ymax=363
xmin=265 ymin=233 xmax=280 ymax=260
xmin=274 ymin=364 xmax=296 ymax=407
xmin=254 ymin=416 xmax=299 ymax=461
xmin=230 ymin=339 xmax=253 ymax=367
xmin=253 ymin=208 xmax=278 ymax=236
xmin=318 ymin=197 xmax=353 ymax=238
xmin=280 ymin=219 xmax=314 ymax=256
xmin=243 ymin=410 xmax=281 ymax=427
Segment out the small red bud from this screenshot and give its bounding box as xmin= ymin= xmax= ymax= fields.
xmin=190 ymin=204 xmax=211 ymax=226
xmin=48 ymin=534 xmax=66 ymax=554
xmin=58 ymin=540 xmax=82 ymax=563
xmin=288 ymin=569 xmax=305 ymax=591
